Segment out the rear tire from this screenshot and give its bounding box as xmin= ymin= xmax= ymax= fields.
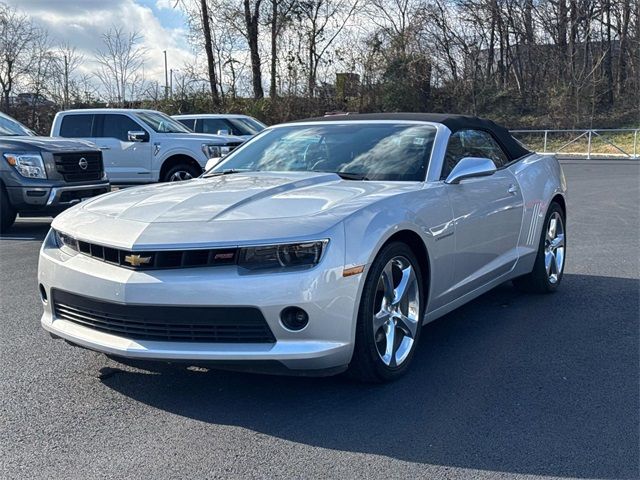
xmin=0 ymin=186 xmax=17 ymax=233
xmin=513 ymin=201 xmax=566 ymax=293
xmin=348 ymin=242 xmax=425 ymax=383
xmin=162 ymin=163 xmax=201 ymax=182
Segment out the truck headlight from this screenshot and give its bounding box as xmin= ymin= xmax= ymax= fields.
xmin=201 ymin=144 xmax=232 ymax=159
xmin=237 ymin=240 xmax=328 ymax=270
xmin=3 ymin=152 xmax=47 ymax=179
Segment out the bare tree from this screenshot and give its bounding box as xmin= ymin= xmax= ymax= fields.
xmin=94 ymin=26 xmax=147 ymax=106
xmin=293 ymin=0 xmax=359 ymax=97
xmin=0 ymin=3 xmax=37 ymax=111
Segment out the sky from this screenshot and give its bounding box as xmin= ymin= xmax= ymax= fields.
xmin=5 ymin=0 xmax=195 ymax=85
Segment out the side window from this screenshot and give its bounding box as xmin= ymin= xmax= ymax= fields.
xmin=176 ymin=118 xmax=195 ymax=130
xmin=201 ymin=118 xmax=232 ymax=135
xmin=99 ymin=114 xmax=145 ymax=141
xmin=441 ymin=129 xmax=509 ymax=179
xmin=59 ymin=114 xmax=94 ymax=137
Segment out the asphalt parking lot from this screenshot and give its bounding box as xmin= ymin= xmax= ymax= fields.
xmin=1 ymin=159 xmax=638 ymax=480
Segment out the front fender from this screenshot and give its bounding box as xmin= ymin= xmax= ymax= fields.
xmin=342 ymin=183 xmax=455 ymax=313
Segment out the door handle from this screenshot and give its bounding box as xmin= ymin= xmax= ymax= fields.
xmin=507 ymin=184 xmax=519 ymax=195
xmin=99 ymin=146 xmax=110 ymax=150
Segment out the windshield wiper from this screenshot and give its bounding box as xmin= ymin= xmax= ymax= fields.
xmin=335 ymin=172 xmax=370 ymax=181
xmin=205 ymin=168 xmax=253 ymax=177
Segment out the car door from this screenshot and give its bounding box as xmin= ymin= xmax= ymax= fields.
xmin=93 ymin=114 xmax=152 ymax=183
xmin=443 ymin=129 xmax=524 ymax=298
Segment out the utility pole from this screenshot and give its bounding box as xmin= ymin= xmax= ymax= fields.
xmin=163 ymin=50 xmax=168 ymax=100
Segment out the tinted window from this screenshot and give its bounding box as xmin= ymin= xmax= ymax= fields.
xmin=201 ymin=118 xmax=233 ymax=135
xmin=176 ymin=118 xmax=195 ymax=130
xmin=59 ymin=114 xmax=94 ymax=137
xmin=442 ymin=129 xmax=509 ymax=179
xmin=99 ymin=114 xmax=144 ymax=141
xmin=210 ymin=123 xmax=436 ymax=182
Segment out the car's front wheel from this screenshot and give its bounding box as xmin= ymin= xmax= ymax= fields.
xmin=348 ymin=242 xmax=424 ymax=382
xmin=163 ymin=163 xmax=201 ymax=182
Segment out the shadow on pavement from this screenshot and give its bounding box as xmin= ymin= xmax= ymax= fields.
xmin=100 ymin=273 xmax=639 ymax=479
xmin=0 ymin=218 xmax=51 ymax=241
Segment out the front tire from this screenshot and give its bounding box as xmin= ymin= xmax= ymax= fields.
xmin=0 ymin=186 xmax=17 ymax=233
xmin=513 ymin=201 xmax=566 ymax=293
xmin=348 ymin=242 xmax=425 ymax=383
xmin=163 ymin=163 xmax=201 ymax=182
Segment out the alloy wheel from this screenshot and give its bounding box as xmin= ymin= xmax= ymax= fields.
xmin=373 ymin=256 xmax=420 ymax=367
xmin=169 ymin=170 xmax=193 ymax=182
xmin=544 ymin=211 xmax=565 ymax=284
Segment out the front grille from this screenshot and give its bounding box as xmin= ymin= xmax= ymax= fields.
xmin=54 ymin=152 xmax=103 ymax=182
xmin=52 ymin=289 xmax=275 ymax=343
xmin=73 ymin=239 xmax=238 ymax=270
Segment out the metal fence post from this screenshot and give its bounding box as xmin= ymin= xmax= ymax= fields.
xmin=543 ymin=130 xmax=548 ymax=153
xmin=587 ymin=130 xmax=592 ymax=159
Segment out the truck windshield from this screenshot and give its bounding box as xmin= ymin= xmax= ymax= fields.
xmin=0 ymin=113 xmax=33 ymax=136
xmin=207 ymin=122 xmax=436 ymax=181
xmin=135 ymin=111 xmax=192 ymax=134
xmin=228 ymin=117 xmax=266 ymax=135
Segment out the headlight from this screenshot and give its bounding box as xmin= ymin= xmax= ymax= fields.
xmin=3 ymin=152 xmax=47 ymax=179
xmin=53 ymin=229 xmax=78 ymax=253
xmin=237 ymin=240 xmax=328 ymax=270
xmin=201 ymin=144 xmax=232 ymax=159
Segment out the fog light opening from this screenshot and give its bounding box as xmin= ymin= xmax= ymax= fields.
xmin=39 ymin=284 xmax=48 ymax=304
xmin=280 ymin=307 xmax=309 ymax=331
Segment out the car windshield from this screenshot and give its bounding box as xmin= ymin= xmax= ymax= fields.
xmin=0 ymin=113 xmax=33 ymax=136
xmin=208 ymin=123 xmax=436 ymax=181
xmin=228 ymin=117 xmax=266 ymax=135
xmin=135 ymin=111 xmax=192 ymax=133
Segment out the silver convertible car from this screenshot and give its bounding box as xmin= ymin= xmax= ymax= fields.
xmin=39 ymin=113 xmax=567 ymax=382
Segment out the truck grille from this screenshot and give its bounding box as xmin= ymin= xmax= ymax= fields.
xmin=54 ymin=152 xmax=103 ymax=182
xmin=52 ymin=289 xmax=275 ymax=343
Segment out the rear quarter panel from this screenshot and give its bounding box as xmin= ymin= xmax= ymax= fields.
xmin=509 ymin=153 xmax=567 ymax=274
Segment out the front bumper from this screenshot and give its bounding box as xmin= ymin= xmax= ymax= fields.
xmin=38 ymin=229 xmax=363 ymax=374
xmin=6 ymin=181 xmax=110 ymax=214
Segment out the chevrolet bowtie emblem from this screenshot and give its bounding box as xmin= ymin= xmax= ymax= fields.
xmin=124 ymin=254 xmax=152 ymax=267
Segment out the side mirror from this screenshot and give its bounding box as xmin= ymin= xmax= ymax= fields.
xmin=445 ymin=157 xmax=497 ymax=184
xmin=217 ymin=129 xmax=230 ymax=136
xmin=128 ymin=130 xmax=148 ymax=142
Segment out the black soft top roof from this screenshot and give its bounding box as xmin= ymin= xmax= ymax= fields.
xmin=294 ymin=112 xmax=530 ymax=161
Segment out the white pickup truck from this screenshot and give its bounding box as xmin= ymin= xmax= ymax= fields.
xmin=51 ymin=109 xmax=243 ymax=183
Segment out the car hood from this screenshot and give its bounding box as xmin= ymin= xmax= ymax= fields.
xmin=158 ymin=132 xmax=243 ymax=145
xmin=0 ymin=135 xmax=99 ymax=153
xmin=52 ymin=171 xmax=419 ymax=249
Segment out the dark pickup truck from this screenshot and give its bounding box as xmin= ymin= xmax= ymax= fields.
xmin=0 ymin=112 xmax=110 ymax=232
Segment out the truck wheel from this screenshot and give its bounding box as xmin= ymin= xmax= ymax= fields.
xmin=163 ymin=163 xmax=201 ymax=182
xmin=0 ymin=186 xmax=17 ymax=233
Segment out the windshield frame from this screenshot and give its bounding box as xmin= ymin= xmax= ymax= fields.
xmin=135 ymin=111 xmax=193 ymax=134
xmin=206 ymin=120 xmax=443 ymax=182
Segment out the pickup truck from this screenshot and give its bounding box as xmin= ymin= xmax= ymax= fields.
xmin=51 ymin=109 xmax=244 ymax=183
xmin=0 ymin=111 xmax=109 ymax=232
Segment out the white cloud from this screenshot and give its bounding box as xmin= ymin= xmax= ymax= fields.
xmin=4 ymin=0 xmax=194 ymax=85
